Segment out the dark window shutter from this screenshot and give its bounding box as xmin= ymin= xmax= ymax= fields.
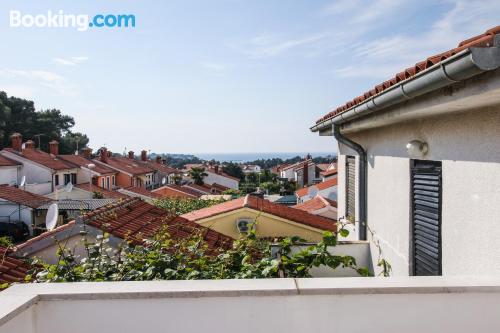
xmin=346 ymin=156 xmax=356 ymax=219
xmin=411 ymin=160 xmax=442 ymax=276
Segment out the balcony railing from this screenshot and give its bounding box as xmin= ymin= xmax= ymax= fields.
xmin=1 ymin=276 xmax=500 ymax=333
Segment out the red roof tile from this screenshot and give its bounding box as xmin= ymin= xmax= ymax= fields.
xmin=316 ymin=26 xmax=500 ymax=124
xmin=3 ymin=148 xmax=76 ymax=170
xmin=0 ymin=246 xmax=30 ymax=284
xmin=181 ymin=195 xmax=336 ymax=232
xmin=96 ymin=156 xmax=154 ymax=176
xmin=137 ymin=160 xmax=181 ymax=175
xmin=293 ymin=195 xmax=337 ymax=214
xmin=123 ymin=186 xmax=164 ymax=199
xmin=321 ymin=168 xmax=338 ymax=177
xmin=74 ymin=183 xmax=129 ymax=199
xmin=0 ymin=185 xmax=53 ymax=208
xmin=17 ymin=198 xmax=232 ymax=252
xmin=0 ymin=154 xmax=21 ymax=167
xmin=152 ymin=185 xmax=202 ymax=198
xmin=316 ymin=177 xmax=338 ymax=190
xmin=58 ymin=155 xmax=117 ymax=175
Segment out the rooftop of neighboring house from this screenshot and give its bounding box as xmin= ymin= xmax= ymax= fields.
xmin=152 ymin=185 xmax=202 ymax=198
xmin=0 ymin=154 xmax=21 ymax=167
xmin=138 ymin=158 xmax=181 ymax=175
xmin=181 ymin=194 xmax=336 ymax=232
xmin=96 ymin=155 xmax=154 ymax=176
xmin=184 ymin=164 xmax=240 ymax=182
xmin=295 ymin=178 xmax=338 ymax=198
xmin=15 ymin=198 xmax=233 ymax=254
xmin=38 ymin=198 xmax=119 ymax=211
xmin=185 ymin=182 xmax=230 ymax=195
xmin=0 ymin=246 xmax=30 ymax=284
xmin=2 ymin=147 xmax=76 ymax=171
xmin=120 ymin=186 xmax=164 ymax=199
xmin=0 ymin=185 xmax=53 ymax=208
xmin=74 ymin=183 xmax=129 ymax=199
xmin=321 ymin=167 xmax=338 ymax=178
xmin=315 ymin=26 xmax=500 ymax=126
xmin=58 ymin=154 xmax=117 ymax=175
xmin=293 ymin=195 xmax=338 ymax=215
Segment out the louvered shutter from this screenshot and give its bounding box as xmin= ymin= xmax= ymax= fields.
xmin=346 ymin=156 xmax=356 ymax=219
xmin=411 ymin=160 xmax=442 ymax=276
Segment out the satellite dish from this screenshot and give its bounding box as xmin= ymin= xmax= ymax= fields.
xmin=161 ymin=177 xmax=167 ymax=185
xmin=45 ymin=203 xmax=59 ymax=231
xmin=64 ymin=182 xmax=73 ymax=192
xmin=19 ymin=176 xmax=26 ymax=187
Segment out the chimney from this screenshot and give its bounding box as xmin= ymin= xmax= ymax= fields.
xmin=10 ymin=133 xmax=22 ymax=152
xmin=214 ymin=165 xmax=219 ymax=174
xmin=141 ymin=150 xmax=147 ymax=162
xmin=24 ymin=140 xmax=35 ymax=149
xmin=128 ymin=151 xmax=134 ymax=159
xmin=303 ymin=161 xmax=309 ymax=186
xmin=155 ymin=156 xmax=162 ymax=164
xmin=49 ymin=140 xmax=59 ymax=156
xmin=82 ymin=147 xmax=92 ymax=159
xmin=100 ymin=147 xmax=108 ymax=163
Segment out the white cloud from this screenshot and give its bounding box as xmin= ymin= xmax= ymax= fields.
xmin=52 ymin=56 xmax=89 ymax=66
xmin=322 ymin=0 xmax=403 ymax=23
xmin=332 ymin=0 xmax=500 ymax=79
xmin=0 ymin=69 xmax=76 ymax=96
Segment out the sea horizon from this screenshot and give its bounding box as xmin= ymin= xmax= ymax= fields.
xmin=191 ymin=152 xmax=336 ymax=163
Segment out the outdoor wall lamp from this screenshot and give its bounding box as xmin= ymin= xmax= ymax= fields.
xmin=406 ymin=140 xmax=428 ymax=158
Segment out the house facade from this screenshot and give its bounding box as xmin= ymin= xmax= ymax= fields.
xmin=310 ymin=27 xmax=500 ymax=276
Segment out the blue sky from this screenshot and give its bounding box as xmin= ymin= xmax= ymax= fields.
xmin=0 ymin=0 xmax=498 ymax=154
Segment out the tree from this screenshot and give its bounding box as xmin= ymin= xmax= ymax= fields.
xmin=189 ymin=167 xmax=208 ymax=185
xmin=171 ymin=174 xmax=182 ymax=185
xmin=222 ymin=162 xmax=244 ymax=180
xmin=0 ymin=91 xmax=90 ymax=154
xmin=154 ymin=197 xmax=224 ymax=215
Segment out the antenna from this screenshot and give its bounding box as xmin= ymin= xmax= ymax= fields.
xmin=19 ymin=175 xmax=26 ymax=187
xmin=64 ymin=182 xmax=73 ymax=192
xmin=45 ymin=203 xmax=59 ymax=231
xmin=161 ymin=177 xmax=167 ymax=185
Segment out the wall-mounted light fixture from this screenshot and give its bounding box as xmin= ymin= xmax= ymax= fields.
xmin=406 ymin=140 xmax=428 ymax=158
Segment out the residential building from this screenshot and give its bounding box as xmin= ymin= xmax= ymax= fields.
xmin=137 ymin=152 xmax=182 ymax=188
xmin=293 ymin=195 xmax=337 ymax=221
xmin=184 ymin=182 xmax=229 ymax=195
xmin=13 ymin=198 xmax=232 ymax=264
xmin=73 ymin=183 xmax=129 ymax=200
xmin=117 ymin=186 xmax=163 ymax=203
xmin=279 ymin=158 xmax=321 ymax=187
xmin=0 ymin=185 xmax=52 ymax=235
xmin=58 ymin=148 xmax=118 ymax=191
xmin=181 ymin=194 xmax=336 ymax=241
xmin=152 ymin=184 xmax=202 ymax=199
xmin=241 ymin=164 xmax=261 ymax=174
xmin=0 ymin=135 xmax=79 ymax=195
xmin=185 ymin=164 xmax=239 ymax=189
xmin=94 ymin=149 xmax=154 ymax=189
xmin=310 ymin=26 xmax=500 ymax=276
xmin=295 ymin=178 xmax=338 ymax=203
xmin=0 ymin=154 xmax=21 ymax=186
xmin=320 ymin=162 xmax=338 ymax=181
xmin=0 ymin=246 xmax=30 ymax=285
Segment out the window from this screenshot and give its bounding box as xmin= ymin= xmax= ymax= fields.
xmin=411 ymin=160 xmax=442 ymax=276
xmin=101 ymin=178 xmax=105 ymax=188
xmin=64 ymin=174 xmax=71 ymax=185
xmin=345 ymin=156 xmax=356 ymax=219
xmin=71 ymin=173 xmax=77 ymax=185
xmin=112 ymin=175 xmax=116 ymax=186
xmin=54 ymin=174 xmax=59 ymax=186
xmin=106 ymin=177 xmax=110 ymax=189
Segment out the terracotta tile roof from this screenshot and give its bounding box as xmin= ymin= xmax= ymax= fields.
xmin=122 ymin=186 xmax=164 ymax=199
xmin=185 ymin=164 xmax=240 ymax=182
xmin=0 ymin=154 xmax=21 ymax=167
xmin=321 ymin=168 xmax=338 ymax=177
xmin=16 ymin=198 xmax=232 ymax=252
xmin=58 ymin=155 xmax=117 ymax=175
xmin=181 ymin=195 xmax=336 ymax=232
xmin=74 ymin=183 xmax=129 ymax=199
xmin=96 ymin=156 xmax=154 ymax=176
xmin=185 ymin=183 xmax=229 ymax=195
xmin=316 ymin=177 xmax=338 ymax=190
xmin=0 ymin=246 xmax=30 ymax=284
xmin=152 ymin=185 xmax=202 ymax=198
xmin=316 ymin=26 xmax=500 ymax=124
xmin=293 ymin=195 xmax=338 ymax=214
xmin=0 ymin=185 xmax=53 ymax=208
xmin=3 ymin=148 xmax=76 ymax=170
xmin=295 ymin=178 xmax=338 ymax=198
xmin=138 ymin=160 xmax=181 ymax=175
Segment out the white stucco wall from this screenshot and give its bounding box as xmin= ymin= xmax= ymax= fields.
xmin=203 ymin=172 xmax=239 ymax=189
xmin=0 ymin=201 xmax=34 ymax=234
xmin=0 ymin=166 xmax=18 ymax=185
xmin=337 ymin=106 xmax=500 ymax=276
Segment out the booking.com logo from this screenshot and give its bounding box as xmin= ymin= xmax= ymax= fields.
xmin=9 ymin=10 xmax=135 ymax=31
